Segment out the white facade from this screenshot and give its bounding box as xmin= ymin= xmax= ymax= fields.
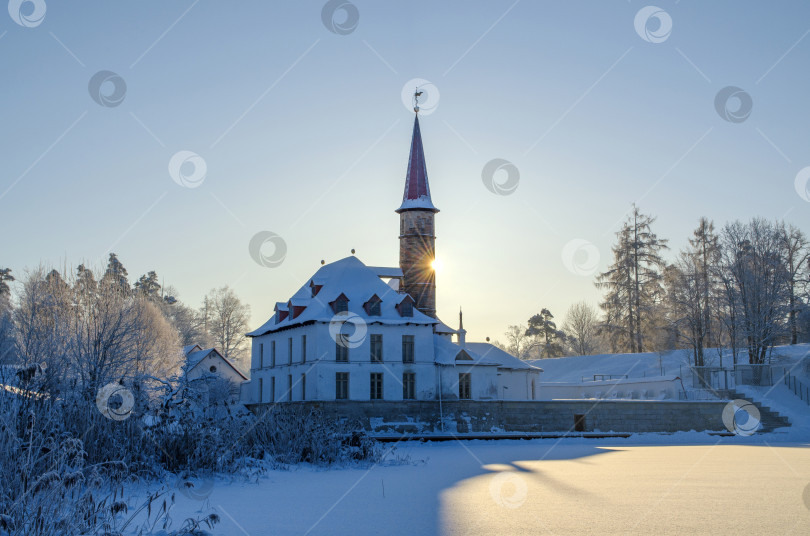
xmin=241 ymin=256 xmax=541 ymax=405
xmin=184 ymin=345 xmax=247 ymax=403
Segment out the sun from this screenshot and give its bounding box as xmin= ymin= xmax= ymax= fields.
xmin=431 ymin=258 xmax=444 ymax=273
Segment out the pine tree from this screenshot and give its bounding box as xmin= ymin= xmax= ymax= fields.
xmin=134 ymin=271 xmax=161 ymax=300
xmin=526 ymin=308 xmax=565 ymax=358
xmin=0 ymin=267 xmax=14 ymax=364
xmin=101 ymin=253 xmax=130 ymax=295
xmin=597 ymin=205 xmax=668 ymax=353
xmin=0 ymin=268 xmax=13 ymax=296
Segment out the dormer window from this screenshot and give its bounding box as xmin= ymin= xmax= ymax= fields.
xmin=455 ymin=350 xmax=473 ymax=361
xmin=396 ymin=296 xmax=414 ymax=317
xmin=310 ymin=280 xmax=323 ymax=297
xmin=330 ymin=293 xmax=349 ymax=314
xmin=275 ymin=304 xmax=289 ymax=324
xmin=363 ymin=294 xmax=382 ymax=316
xmin=288 ymin=301 xmax=306 ymax=320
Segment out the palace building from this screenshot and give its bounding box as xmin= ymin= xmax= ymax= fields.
xmin=241 ymin=104 xmax=541 ymax=407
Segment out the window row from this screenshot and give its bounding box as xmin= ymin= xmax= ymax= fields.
xmin=256 ymin=373 xmax=307 ymax=403
xmin=256 ymin=372 xmax=472 ymax=402
xmin=337 ymin=372 xmax=416 ymax=400
xmin=337 ymin=334 xmax=415 ymax=363
xmin=257 ymin=335 xmax=307 ymax=368
xmin=258 ymin=334 xmax=417 ymax=368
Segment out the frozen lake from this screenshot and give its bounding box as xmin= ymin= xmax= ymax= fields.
xmin=142 ymin=435 xmax=810 ymax=535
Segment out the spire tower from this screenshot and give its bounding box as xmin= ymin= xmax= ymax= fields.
xmin=396 ymin=93 xmax=439 ymax=318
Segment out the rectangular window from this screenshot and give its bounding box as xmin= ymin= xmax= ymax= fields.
xmin=403 ymin=372 xmax=416 ymax=400
xmin=336 ymin=372 xmax=349 ymax=400
xmin=287 ymin=374 xmax=292 ymax=401
xmin=370 ymin=334 xmax=383 ymax=363
xmin=270 ymin=376 xmax=275 ymax=403
xmin=301 ymin=335 xmax=307 ymax=364
xmin=459 ymin=373 xmax=471 ymax=400
xmin=257 ymin=377 xmax=263 ymax=403
xmin=336 ymin=341 xmax=349 ymax=363
xmin=259 ymin=343 xmax=264 ymax=369
xmin=370 ymin=372 xmax=383 ymax=400
xmin=271 ymin=340 xmax=276 ymax=367
xmin=401 ymin=335 xmax=414 ymax=363
xmin=301 ymin=373 xmax=306 ymax=401
xmin=288 ymin=338 xmax=293 ymax=365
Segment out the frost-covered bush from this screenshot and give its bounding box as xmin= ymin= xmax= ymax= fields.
xmin=238 ymin=405 xmax=381 ymax=466
xmin=0 ymin=367 xmax=380 ymax=535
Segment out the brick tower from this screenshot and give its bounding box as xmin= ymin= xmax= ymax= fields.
xmin=396 ymin=107 xmax=439 ymax=318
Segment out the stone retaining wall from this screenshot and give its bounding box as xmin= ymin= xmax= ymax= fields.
xmin=248 ymin=400 xmax=729 ymax=434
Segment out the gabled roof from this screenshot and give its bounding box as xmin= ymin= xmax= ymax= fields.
xmin=186 ymin=347 xmax=220 ymax=368
xmin=465 ymin=342 xmax=543 ymax=372
xmin=433 ymin=335 xmax=500 ymax=366
xmin=367 ymin=266 xmax=403 ymax=278
xmin=183 ymin=344 xmax=202 ymax=355
xmin=185 ymin=347 xmax=248 ymax=381
xmin=396 ymin=115 xmax=438 ymax=214
xmin=248 ymin=256 xmax=437 ymax=337
xmin=432 ymin=337 xmax=542 ymax=370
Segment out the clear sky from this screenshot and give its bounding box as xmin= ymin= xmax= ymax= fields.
xmin=2 ymin=1 xmax=810 ymax=342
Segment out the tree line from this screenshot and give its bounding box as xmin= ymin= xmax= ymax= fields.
xmin=497 ymin=207 xmax=810 ymax=366
xmin=0 ymin=253 xmax=252 ymax=391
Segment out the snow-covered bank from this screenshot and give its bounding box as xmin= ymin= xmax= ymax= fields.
xmin=123 ymin=432 xmax=810 ymax=536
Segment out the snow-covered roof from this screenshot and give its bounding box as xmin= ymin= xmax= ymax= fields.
xmin=434 ymin=320 xmax=457 ymax=334
xmin=465 ymin=342 xmax=543 ymax=372
xmin=397 ymin=197 xmax=439 ymax=212
xmin=367 ymin=266 xmax=404 ymax=278
xmin=185 ymin=347 xmax=248 ymax=380
xmin=248 ymin=256 xmax=437 ymax=337
xmin=183 ymin=344 xmax=202 ymax=355
xmin=433 ymin=335 xmax=501 ymax=366
xmin=187 ymin=347 xmax=219 ymax=367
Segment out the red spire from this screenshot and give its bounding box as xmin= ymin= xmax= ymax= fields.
xmin=396 ymin=115 xmax=438 ymax=213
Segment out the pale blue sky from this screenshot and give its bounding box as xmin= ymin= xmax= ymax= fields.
xmin=2 ymin=1 xmax=809 ymax=341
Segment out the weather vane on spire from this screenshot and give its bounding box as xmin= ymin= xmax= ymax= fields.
xmin=413 ymin=87 xmax=423 ymax=114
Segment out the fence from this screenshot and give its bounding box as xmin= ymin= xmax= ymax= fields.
xmin=783 ymin=371 xmax=810 ymax=406
xmin=690 ymin=367 xmax=735 ymax=390
xmin=734 ymin=364 xmax=774 ymax=386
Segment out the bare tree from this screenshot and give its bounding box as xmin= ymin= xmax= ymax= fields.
xmin=500 ymin=324 xmax=535 ymax=359
xmin=563 ymin=301 xmax=599 ymax=356
xmin=201 ymin=286 xmax=251 ymax=364
xmin=719 ymin=219 xmax=789 ymax=364
xmin=778 ymin=223 xmax=809 ymax=345
xmin=664 ymin=218 xmax=721 ymax=366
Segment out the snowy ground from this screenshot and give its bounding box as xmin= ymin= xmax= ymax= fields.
xmin=126 ymin=432 xmax=810 ymax=536
xmin=531 ymin=344 xmax=810 ymax=384
xmin=122 ymin=347 xmax=810 ymax=535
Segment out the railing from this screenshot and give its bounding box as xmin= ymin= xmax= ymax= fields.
xmin=783 ymin=370 xmax=810 ymax=406
xmin=582 ymin=374 xmax=628 ymax=382
xmin=679 ymin=389 xmax=720 ymax=401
